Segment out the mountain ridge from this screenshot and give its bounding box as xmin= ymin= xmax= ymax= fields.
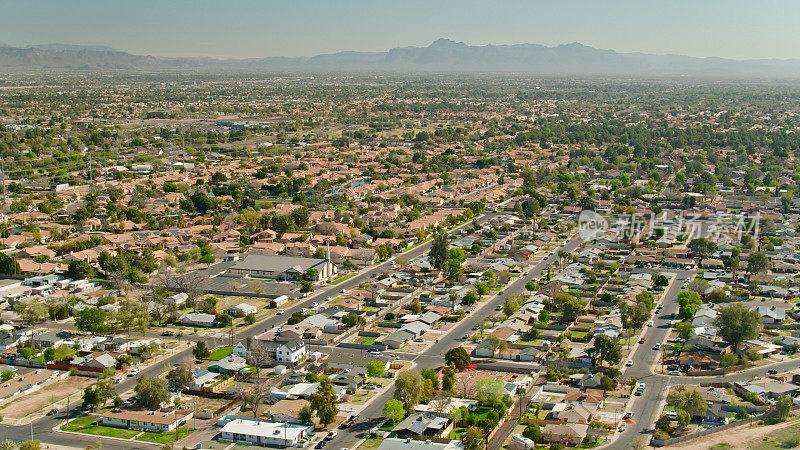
xmin=1 ymin=38 xmax=799 ymax=77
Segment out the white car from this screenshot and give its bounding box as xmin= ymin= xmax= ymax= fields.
xmin=647 ymin=321 xmax=654 ymax=327
xmin=311 ymin=302 xmax=319 ymax=307
xmin=626 ymin=360 xmax=634 ymax=367
xmin=368 ymin=350 xmax=382 ymax=356
xmin=127 ymin=369 xmax=140 ymax=377
xmin=277 ymin=309 xmax=286 ymax=315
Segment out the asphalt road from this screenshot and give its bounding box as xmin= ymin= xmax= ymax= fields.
xmin=324 ymin=234 xmax=584 ymax=450
xmin=0 ymin=212 xmax=508 ymax=447
xmin=614 ymin=269 xmax=693 ymax=449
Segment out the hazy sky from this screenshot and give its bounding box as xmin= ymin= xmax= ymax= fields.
xmin=2 ymin=0 xmax=799 ymax=60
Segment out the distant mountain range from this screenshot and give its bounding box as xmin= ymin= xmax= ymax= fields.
xmin=1 ymin=38 xmax=799 ymax=78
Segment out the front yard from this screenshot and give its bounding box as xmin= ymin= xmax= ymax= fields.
xmin=61 ymin=414 xmax=195 ymax=443
xmin=61 ymin=414 xmax=141 ymax=439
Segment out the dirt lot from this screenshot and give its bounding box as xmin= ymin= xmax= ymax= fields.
xmin=0 ymin=375 xmax=94 ymax=419
xmin=668 ymin=417 xmax=800 ymax=450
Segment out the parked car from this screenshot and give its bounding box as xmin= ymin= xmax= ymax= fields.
xmin=127 ymin=369 xmax=140 ymax=377
xmin=311 ymin=302 xmax=319 ymax=307
xmin=277 ymin=309 xmax=286 ymax=315
xmin=622 ymin=411 xmax=632 ymax=420
xmin=767 ymin=369 xmax=779 ymax=375
xmin=653 ymin=344 xmax=661 ymax=350
xmin=668 ymin=370 xmax=682 ymax=376
xmin=626 ymin=360 xmax=634 ymax=367
xmin=47 ymin=408 xmax=58 ymax=416
xmin=413 ymin=338 xmax=424 ymax=342
xmin=389 ymin=354 xmax=399 ymax=359
xmin=462 ymin=334 xmax=470 ymax=339
xmin=315 ymin=441 xmax=326 ymax=449
xmin=160 ymin=330 xmax=175 ymax=336
xmin=639 ymin=338 xmax=646 ymax=344
xmin=325 ymin=431 xmax=338 ymax=440
xmin=368 ymin=349 xmax=382 ymax=356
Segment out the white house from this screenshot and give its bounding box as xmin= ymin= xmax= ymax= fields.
xmin=276 ymin=340 xmax=307 ymax=364
xmin=219 ymin=418 xmax=313 ymax=447
xmin=100 ymin=410 xmax=189 ymax=432
xmin=226 ymin=303 xmax=258 ymax=318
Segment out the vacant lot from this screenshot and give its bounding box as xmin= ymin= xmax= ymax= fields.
xmin=0 ymin=375 xmax=94 ymax=419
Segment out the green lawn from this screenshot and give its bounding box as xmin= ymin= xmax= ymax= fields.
xmin=136 ymin=428 xmax=195 ymax=444
xmin=359 ymin=438 xmax=384 ymax=449
xmin=207 ymin=346 xmax=234 ymax=360
xmin=61 ymin=415 xmax=141 ymax=439
xmin=380 ymin=419 xmax=399 ymax=431
xmin=349 ymin=390 xmax=376 ymax=405
xmin=331 ymin=273 xmax=357 ymax=285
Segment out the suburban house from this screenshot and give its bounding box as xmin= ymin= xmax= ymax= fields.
xmin=219 ymin=418 xmax=313 ymax=447
xmin=100 ymin=410 xmax=190 ymax=432
xmin=228 ymin=254 xmax=337 ymax=281
xmin=541 ymin=423 xmax=589 ymax=446
xmin=225 ymin=303 xmax=258 ymax=318
xmin=208 ymin=355 xmax=249 ymax=374
xmin=264 ymin=398 xmax=311 ymax=424
xmin=276 ymin=340 xmax=307 ymax=364
xmin=179 ymin=312 xmax=217 ymax=327
xmin=391 ymin=413 xmax=453 ymax=439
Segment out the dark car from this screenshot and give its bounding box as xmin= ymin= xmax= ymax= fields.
xmin=47 ymin=408 xmax=59 ymax=416
xmin=161 ymin=330 xmax=175 ymax=336
xmin=315 ymin=441 xmax=326 ymax=449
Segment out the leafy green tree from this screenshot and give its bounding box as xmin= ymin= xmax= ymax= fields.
xmin=688 ymin=238 xmax=717 ymax=259
xmin=503 ymin=298 xmax=520 ymax=316
xmin=0 ymin=253 xmax=20 ymax=275
xmin=677 ymin=290 xmax=702 ymax=322
xmin=442 ymin=367 xmax=457 ymax=392
xmin=75 ymin=307 xmax=108 ymax=334
xmin=193 ymin=341 xmax=211 ymax=359
xmin=560 ymin=296 xmax=586 ymax=323
xmin=383 ymin=398 xmax=405 ymax=424
xmin=676 ymin=409 xmax=690 ymax=428
xmin=215 ymin=313 xmax=233 ymax=328
xmin=287 ymin=312 xmax=305 ymax=325
xmin=463 ymin=290 xmax=479 ymax=304
xmin=0 ymin=370 xmax=13 ymax=382
xmin=309 ymin=379 xmax=338 ymax=428
xmin=776 ymin=395 xmax=792 ymax=421
xmin=429 ymin=234 xmax=449 ymax=271
xmin=447 ymin=347 xmax=473 ymax=368
xmin=746 ymin=251 xmax=769 ymax=274
xmin=522 ymin=423 xmax=541 ymax=442
xmin=166 ymin=366 xmax=192 ymax=392
xmin=713 ymin=304 xmax=762 ymax=352
xmin=66 ymin=260 xmax=95 ymax=280
xmin=135 ymin=376 xmax=170 ymax=410
xmin=367 ymin=361 xmax=385 ymax=378
xmin=463 ymin=426 xmax=485 ymax=450
xmin=475 ymin=379 xmax=505 ymax=404
xmin=394 ymin=369 xmax=424 ymax=413
xmin=82 ymin=385 xmax=102 ymax=411
xmin=299 ymin=405 xmax=313 ymax=425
